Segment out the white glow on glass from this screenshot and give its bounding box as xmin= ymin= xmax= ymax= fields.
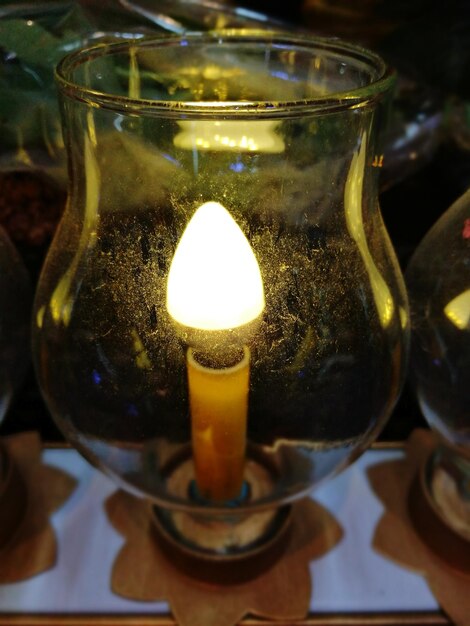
xmin=174 ymin=120 xmax=284 ymax=153
xmin=166 ymin=201 xmax=265 ymax=331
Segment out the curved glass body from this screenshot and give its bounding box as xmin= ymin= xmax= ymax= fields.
xmin=406 ymin=188 xmax=470 ymax=539
xmin=407 ymin=189 xmax=470 ymax=458
xmin=33 ymin=33 xmax=408 ymax=515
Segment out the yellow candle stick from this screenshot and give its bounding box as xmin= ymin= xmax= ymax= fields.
xmin=187 ymin=347 xmax=250 ymax=501
xmin=166 ymin=201 xmax=265 ymax=502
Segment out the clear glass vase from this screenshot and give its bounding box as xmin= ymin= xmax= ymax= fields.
xmin=406 ymin=188 xmax=470 ymax=540
xmin=32 ymin=32 xmax=409 ymax=556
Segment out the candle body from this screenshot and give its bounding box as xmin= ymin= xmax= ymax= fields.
xmin=187 ymin=347 xmax=250 ymax=502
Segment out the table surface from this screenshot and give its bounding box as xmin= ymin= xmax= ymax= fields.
xmin=0 ymin=446 xmax=448 ymax=625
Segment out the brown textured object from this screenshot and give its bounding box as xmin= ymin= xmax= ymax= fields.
xmin=106 ymin=491 xmax=343 ymax=626
xmin=0 ymin=432 xmax=76 ymax=583
xmin=0 ymin=442 xmax=28 ymax=551
xmin=368 ymin=429 xmax=470 ymax=626
xmin=0 ymin=171 xmax=64 ymax=248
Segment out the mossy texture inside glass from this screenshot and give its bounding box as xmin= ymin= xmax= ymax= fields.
xmin=34 ymin=34 xmax=407 ymax=513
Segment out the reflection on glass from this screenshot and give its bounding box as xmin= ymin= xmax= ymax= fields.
xmin=444 ymin=289 xmax=470 ymax=330
xmin=174 ymin=120 xmax=284 ymax=153
xmin=344 ymin=131 xmax=394 ymax=328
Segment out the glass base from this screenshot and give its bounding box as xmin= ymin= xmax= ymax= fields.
xmin=150 ymin=449 xmax=292 ymax=583
xmin=151 ymin=503 xmax=291 ymax=585
xmin=423 ymin=446 xmax=470 ymax=542
xmin=407 ymin=452 xmax=470 ymax=573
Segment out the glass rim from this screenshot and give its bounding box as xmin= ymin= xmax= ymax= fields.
xmin=55 ymin=29 xmax=395 ymax=119
xmin=55 ymin=31 xmax=396 ymax=119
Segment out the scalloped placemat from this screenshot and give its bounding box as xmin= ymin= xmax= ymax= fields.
xmin=0 ymin=432 xmax=76 ymax=583
xmin=106 ymin=491 xmax=343 ymax=626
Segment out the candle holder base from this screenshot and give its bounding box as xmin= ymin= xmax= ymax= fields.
xmin=421 ymin=445 xmax=470 ymax=544
xmin=408 ymin=448 xmax=470 ymax=572
xmin=154 ymin=445 xmax=289 ymax=569
xmin=368 ymin=429 xmax=470 ymax=626
xmin=151 ymin=503 xmax=292 ymax=585
xmin=106 ymin=488 xmax=343 ymax=626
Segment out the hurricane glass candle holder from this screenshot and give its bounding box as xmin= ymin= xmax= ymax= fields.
xmin=33 ymin=32 xmax=409 ymax=560
xmin=407 ymin=188 xmax=470 ymax=541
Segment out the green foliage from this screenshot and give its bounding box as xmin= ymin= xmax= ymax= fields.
xmin=0 ymin=3 xmax=92 ymax=177
xmin=0 ymin=1 xmax=281 ymax=182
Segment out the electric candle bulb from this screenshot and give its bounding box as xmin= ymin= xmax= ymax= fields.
xmin=166 ymin=201 xmax=265 ymax=332
xmin=166 ymin=201 xmax=265 ymax=501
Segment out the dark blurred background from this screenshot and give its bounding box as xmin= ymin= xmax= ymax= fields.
xmin=1 ymin=0 xmax=470 ymax=441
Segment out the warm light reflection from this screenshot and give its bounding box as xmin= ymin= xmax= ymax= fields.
xmin=173 ymin=120 xmax=284 ymax=153
xmin=399 ymin=306 xmax=408 ymax=330
xmin=49 ymin=112 xmax=100 ymax=326
xmin=166 ymin=201 xmax=265 ymax=331
xmin=128 ymin=47 xmax=141 ymax=99
xmin=444 ymin=289 xmax=470 ymax=330
xmin=345 ymin=132 xmax=394 ymax=328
